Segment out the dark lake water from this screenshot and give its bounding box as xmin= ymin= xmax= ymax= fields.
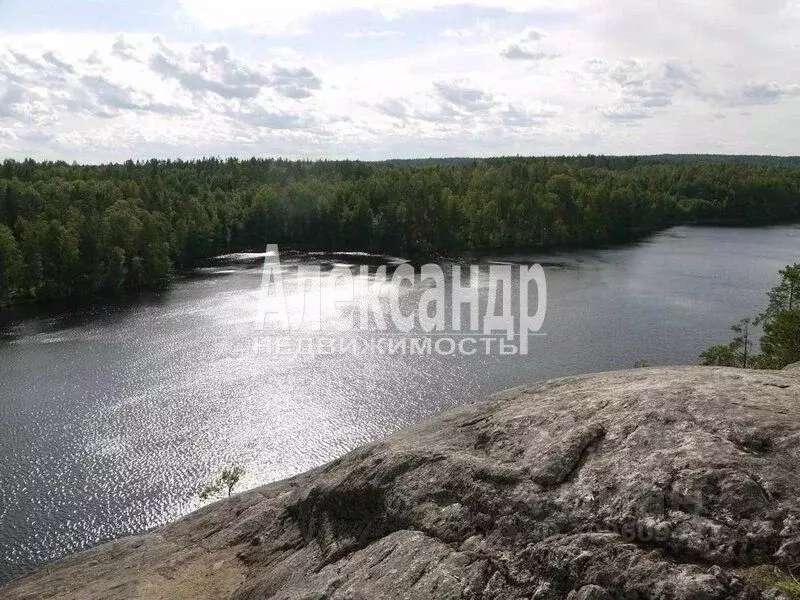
xmin=0 ymin=224 xmax=798 ymax=585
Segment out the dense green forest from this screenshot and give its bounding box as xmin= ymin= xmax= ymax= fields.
xmin=1 ymin=155 xmax=800 ymax=305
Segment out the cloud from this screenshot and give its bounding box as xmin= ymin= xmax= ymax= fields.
xmin=148 ymin=42 xmax=321 ymax=101
xmin=502 ymin=46 xmax=551 ymax=61
xmin=583 ymin=58 xmax=609 ymax=74
xmin=520 ymin=28 xmax=545 ymax=42
xmin=2 ymin=0 xmax=800 ymax=160
xmin=0 ymin=82 xmax=32 ymax=118
xmin=501 ymin=28 xmax=558 ymax=61
xmin=728 ymin=81 xmax=800 ymax=106
xmin=4 ymin=48 xmax=80 ymax=86
xmin=224 ymin=105 xmax=310 ymax=130
xmin=271 ymin=65 xmax=322 ymax=99
xmin=111 ymin=35 xmax=138 ymax=61
xmin=18 ymin=129 xmax=55 ymax=144
xmin=433 ymin=80 xmax=495 ymax=112
xmin=80 ymin=74 xmax=185 ymax=116
xmin=374 ymin=94 xmax=465 ymax=125
xmin=1 ymin=39 xmax=187 ymax=124
xmin=600 ymin=105 xmax=653 ymax=121
xmin=3 ymin=67 xmax=179 ymax=122
xmin=500 ymin=104 xmax=558 ymax=127
xmin=149 ymin=47 xmax=266 ymax=99
xmin=42 ymin=51 xmax=75 ymax=73
xmin=374 ymin=98 xmax=410 ymax=120
xmin=413 ymin=102 xmax=464 ymax=124
xmin=590 ymin=59 xmax=702 ymax=120
xmin=372 ymin=91 xmax=559 ymax=132
xmin=8 ymin=36 xmax=319 ymax=139
xmin=7 ymin=49 xmax=43 ymax=71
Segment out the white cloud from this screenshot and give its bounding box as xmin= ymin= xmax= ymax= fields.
xmin=501 ymin=28 xmax=559 ymax=61
xmin=1 ymin=0 xmax=799 ymax=160
xmin=0 ymin=35 xmax=332 ymax=159
xmin=587 ymin=59 xmax=704 ymax=120
xmin=433 ymin=80 xmax=496 ymax=112
xmin=600 ymin=105 xmax=652 ymax=122
xmin=726 ymin=81 xmax=800 ymax=106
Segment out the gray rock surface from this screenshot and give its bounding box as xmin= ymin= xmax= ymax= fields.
xmin=3 ymin=366 xmax=800 ymax=600
xmin=783 ymin=361 xmax=800 ymax=373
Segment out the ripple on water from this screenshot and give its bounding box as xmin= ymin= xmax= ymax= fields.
xmin=0 ymin=226 xmax=797 ymax=585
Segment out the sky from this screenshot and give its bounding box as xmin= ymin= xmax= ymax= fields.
xmin=0 ymin=0 xmax=799 ymax=162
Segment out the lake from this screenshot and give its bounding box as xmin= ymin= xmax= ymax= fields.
xmin=0 ymin=224 xmax=798 ymax=585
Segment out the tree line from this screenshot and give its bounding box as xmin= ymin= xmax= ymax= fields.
xmin=1 ymin=156 xmax=799 ymax=305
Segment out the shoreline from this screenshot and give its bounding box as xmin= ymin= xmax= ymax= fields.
xmin=3 ymin=220 xmax=797 ymax=321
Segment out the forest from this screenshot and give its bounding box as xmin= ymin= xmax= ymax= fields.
xmin=0 ymin=155 xmax=799 ymax=305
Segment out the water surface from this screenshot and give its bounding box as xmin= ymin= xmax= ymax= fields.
xmin=0 ymin=225 xmax=798 ymax=584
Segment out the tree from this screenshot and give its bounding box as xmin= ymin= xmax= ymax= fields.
xmin=755 ymin=264 xmax=800 ymax=369
xmin=700 ymin=344 xmax=742 ymax=367
xmin=700 ymin=318 xmax=754 ymax=367
xmin=761 ymin=264 xmax=800 ymax=319
xmin=198 ymin=465 xmax=246 ymax=502
xmin=731 ymin=318 xmax=754 ymax=369
xmin=0 ymin=224 xmax=23 ymax=303
xmin=16 ymin=218 xmax=44 ymax=297
xmin=40 ymin=220 xmax=80 ymax=298
xmin=702 ymin=266 xmax=800 ymax=370
xmin=758 ymin=308 xmax=800 ymax=369
xmin=220 ymin=465 xmax=246 ymax=497
xmin=106 ymin=247 xmax=127 ymax=292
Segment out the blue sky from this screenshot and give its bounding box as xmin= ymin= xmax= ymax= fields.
xmin=1 ymin=0 xmax=799 ymax=161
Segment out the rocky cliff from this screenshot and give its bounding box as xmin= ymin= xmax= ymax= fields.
xmin=3 ymin=366 xmax=800 ymax=600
